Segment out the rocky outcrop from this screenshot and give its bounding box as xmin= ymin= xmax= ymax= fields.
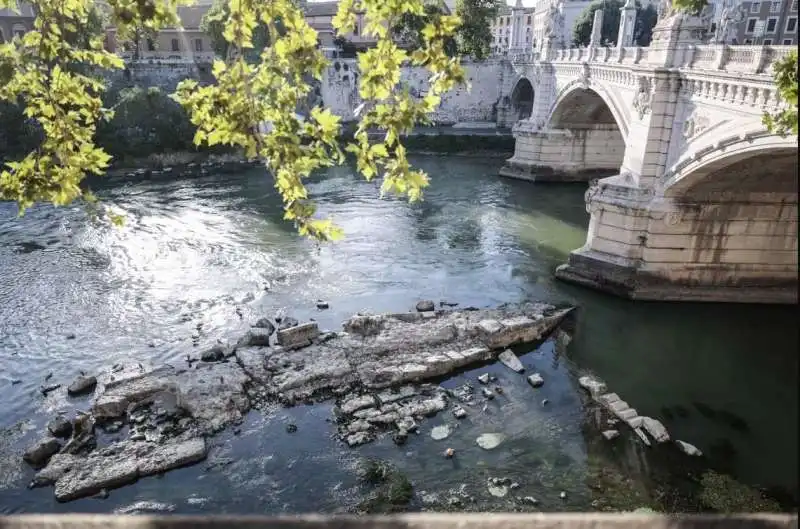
xmin=29 ymin=303 xmax=572 ymax=502
xmin=23 ymin=438 xmax=61 ymax=466
xmin=52 ymin=438 xmax=207 ymax=502
xmin=67 ymin=375 xmax=97 ymax=397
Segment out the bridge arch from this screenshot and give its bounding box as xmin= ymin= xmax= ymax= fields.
xmin=510 ymin=77 xmax=534 ymax=122
xmin=547 ymin=82 xmax=629 ymax=138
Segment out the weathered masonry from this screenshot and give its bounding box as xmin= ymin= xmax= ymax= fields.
xmin=498 ymin=12 xmax=797 ymax=304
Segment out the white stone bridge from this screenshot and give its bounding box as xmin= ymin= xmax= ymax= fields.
xmin=498 ymin=14 xmax=797 ymax=304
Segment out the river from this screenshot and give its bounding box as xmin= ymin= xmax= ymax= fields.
xmin=0 ymin=154 xmax=797 ymax=513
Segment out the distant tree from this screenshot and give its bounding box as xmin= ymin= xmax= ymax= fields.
xmin=201 ymin=0 xmax=271 ymax=61
xmin=455 ymin=0 xmax=502 ymax=60
xmin=393 ymin=1 xmax=457 ymax=56
xmin=572 ymin=0 xmax=657 ymax=47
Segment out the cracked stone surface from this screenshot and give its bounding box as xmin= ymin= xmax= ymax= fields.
xmin=29 ymin=304 xmax=572 ymax=502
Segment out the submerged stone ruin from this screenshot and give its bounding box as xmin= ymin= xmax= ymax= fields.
xmin=24 ymin=302 xmax=573 ymax=502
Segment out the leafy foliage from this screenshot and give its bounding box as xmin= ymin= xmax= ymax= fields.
xmin=0 ymin=0 xmax=464 ymax=239
xmin=670 ymin=0 xmax=708 ymax=15
xmin=0 ymin=0 xmax=125 ymax=215
xmin=763 ymin=50 xmax=798 ymax=137
xmin=392 ymin=1 xmax=457 ymax=57
xmin=572 ymin=0 xmax=657 ymax=47
xmin=201 ymin=0 xmax=272 ymax=61
xmin=96 ymin=86 xmax=198 ymax=159
xmin=175 ymin=0 xmax=465 ymax=240
xmin=454 ymin=0 xmax=501 ymax=61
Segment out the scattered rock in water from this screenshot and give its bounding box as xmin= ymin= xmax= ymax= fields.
xmin=40 ymin=384 xmax=61 ymax=396
xmin=641 ymin=417 xmax=670 ymax=443
xmin=542 ymin=399 xmax=549 ymax=406
xmin=65 ymin=334 xmax=76 ymax=340
xmin=47 ymin=416 xmax=73 ymax=439
xmin=481 ymin=388 xmax=495 ymax=400
xmin=476 ymin=433 xmax=505 ymax=450
xmin=602 ymin=430 xmax=620 ymax=441
xmin=497 ymin=349 xmax=525 ymax=373
xmin=510 ymin=482 xmax=520 ymax=490
xmin=676 ymin=440 xmax=703 ymax=456
xmin=276 ymin=322 xmax=319 ymax=349
xmin=477 ymin=373 xmax=490 ymax=385
xmin=11 ymin=379 xmax=22 ymax=385
xmin=277 ymin=316 xmax=299 ymax=330
xmin=286 ymin=424 xmax=298 ymax=434
xmin=430 ymin=425 xmax=452 ymax=441
xmin=316 ymin=300 xmax=330 ymax=310
xmin=356 ymin=459 xmax=413 ymax=514
xmin=415 ymin=300 xmax=435 ymax=312
xmin=52 ymin=438 xmax=207 ymax=502
xmin=487 ymin=479 xmax=509 ymax=498
xmin=527 ymin=373 xmax=544 ymax=388
xmin=67 ymin=375 xmax=97 ymax=397
xmin=392 ymin=431 xmax=408 ymax=445
xmin=633 ymin=427 xmax=651 ymax=447
xmin=114 ymin=501 xmax=178 ymax=514
xmin=23 ymin=438 xmax=61 ymax=466
xmin=396 ymin=416 xmax=417 ymax=433
xmin=578 ymin=375 xmax=607 ymax=398
xmin=239 ymin=328 xmax=271 ymax=347
xmin=524 ymin=496 xmax=539 ymax=505
xmin=452 ymin=406 xmax=467 ymax=419
xmin=346 ymin=432 xmax=372 ymax=447
xmin=444 ymin=448 xmax=455 ymax=458
xmin=200 ymin=345 xmax=226 ymax=363
xmin=252 ymin=318 xmax=275 ymax=334
xmin=560 ymin=491 xmax=567 ymax=500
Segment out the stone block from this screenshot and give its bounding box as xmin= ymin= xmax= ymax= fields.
xmin=276 ymin=322 xmax=320 ymax=349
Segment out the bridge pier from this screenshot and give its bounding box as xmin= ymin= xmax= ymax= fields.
xmin=555 ymin=169 xmax=798 ymax=304
xmin=500 ymin=124 xmax=625 ymax=182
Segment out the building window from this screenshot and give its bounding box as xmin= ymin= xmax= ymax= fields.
xmin=526 ymin=35 xmax=530 ymax=42
xmin=786 ymin=16 xmax=797 ymax=31
xmin=793 ymin=0 xmax=798 ymax=10
xmin=767 ymin=16 xmax=778 ymax=32
xmin=12 ymin=24 xmax=26 ymax=39
xmin=171 ymin=38 xmax=179 ymax=51
xmin=746 ymin=17 xmax=758 ymax=32
xmin=783 ymin=38 xmax=793 ymax=43
xmin=744 ymin=38 xmax=753 ymax=43
xmin=751 ymin=1 xmax=761 ymax=12
xmin=194 ymin=38 xmax=203 ymax=51
xmin=763 ymin=38 xmax=773 ymax=44
xmin=770 ymin=1 xmax=781 ymax=12
xmin=527 ymin=15 xmax=532 ymax=24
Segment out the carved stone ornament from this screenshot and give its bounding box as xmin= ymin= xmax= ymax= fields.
xmin=578 ymin=63 xmax=590 ymax=88
xmin=632 ymin=76 xmax=652 ymax=120
xmin=584 ymin=178 xmax=601 ymax=213
xmin=682 ymin=110 xmax=711 ymax=139
xmin=664 ymin=210 xmax=682 ymax=226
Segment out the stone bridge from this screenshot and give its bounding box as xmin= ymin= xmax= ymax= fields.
xmin=497 ymin=13 xmax=797 ymax=304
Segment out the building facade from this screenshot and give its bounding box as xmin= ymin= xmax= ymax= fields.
xmin=735 ymin=0 xmax=797 ymax=45
xmin=0 ymin=3 xmax=35 ymax=43
xmin=104 ymin=4 xmax=216 ymax=63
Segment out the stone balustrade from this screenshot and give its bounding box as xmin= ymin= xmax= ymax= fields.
xmin=549 ymin=44 xmax=793 ymax=77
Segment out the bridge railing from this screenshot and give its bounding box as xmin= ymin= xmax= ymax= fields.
xmin=548 ymin=44 xmax=793 ymax=76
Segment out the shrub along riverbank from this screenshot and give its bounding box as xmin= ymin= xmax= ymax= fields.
xmin=1 ymin=81 xmax=512 ymax=174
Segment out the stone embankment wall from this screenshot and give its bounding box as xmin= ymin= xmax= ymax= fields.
xmin=103 ymin=62 xmax=211 ymax=92
xmin=321 ymin=59 xmax=512 ymax=125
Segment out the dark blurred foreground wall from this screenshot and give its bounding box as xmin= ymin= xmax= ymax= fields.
xmin=0 ymin=514 xmax=797 ymax=529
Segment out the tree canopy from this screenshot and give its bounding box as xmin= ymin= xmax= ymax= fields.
xmin=454 ymin=0 xmax=501 ymax=60
xmin=201 ymin=0 xmax=272 ymax=61
xmin=392 ymin=1 xmax=457 ymax=57
xmin=572 ymin=0 xmax=657 ymax=47
xmin=0 ymin=0 xmax=465 ymax=238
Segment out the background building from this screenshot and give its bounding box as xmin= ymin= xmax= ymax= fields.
xmin=735 ymin=0 xmax=797 ymax=44
xmin=0 ymin=2 xmax=35 ymax=43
